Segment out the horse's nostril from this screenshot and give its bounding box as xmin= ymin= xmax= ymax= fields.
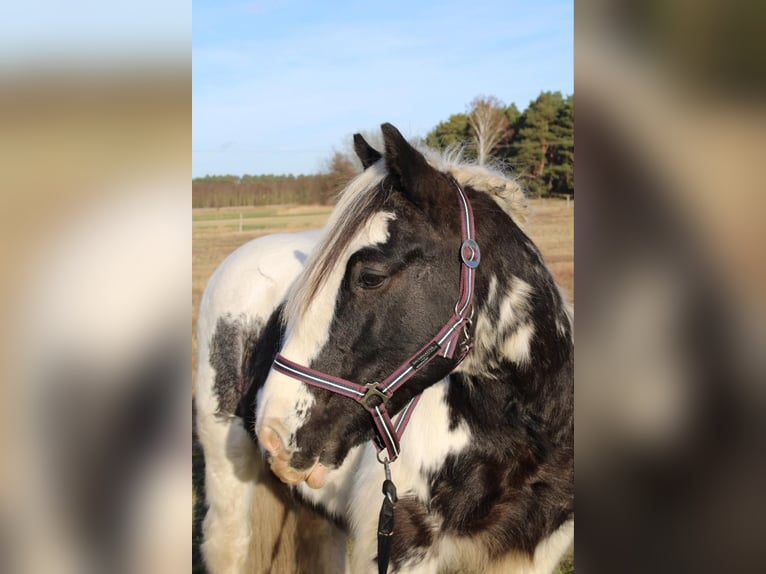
xmin=257 ymin=423 xmax=288 ymax=458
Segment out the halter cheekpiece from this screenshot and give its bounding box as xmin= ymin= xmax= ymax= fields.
xmin=272 ymin=176 xmax=480 ymax=461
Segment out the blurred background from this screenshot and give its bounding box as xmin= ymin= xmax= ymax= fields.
xmin=575 ymin=0 xmax=766 ymax=572
xmin=0 ymin=2 xmax=189 ymax=573
xmin=1 ymin=0 xmax=764 ymax=573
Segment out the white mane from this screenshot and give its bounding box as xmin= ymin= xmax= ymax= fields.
xmin=420 ymin=144 xmax=528 ymax=223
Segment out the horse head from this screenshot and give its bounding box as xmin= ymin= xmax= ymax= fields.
xmin=255 ymin=124 xmax=478 ymax=487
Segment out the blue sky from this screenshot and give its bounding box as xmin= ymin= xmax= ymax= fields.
xmin=193 ymin=0 xmax=572 ymax=176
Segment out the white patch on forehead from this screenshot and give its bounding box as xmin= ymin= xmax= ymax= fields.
xmin=282 ymin=209 xmax=394 ymax=363
xmin=503 ymin=322 xmax=535 ymax=365
xmin=497 ymin=276 xmax=533 ymax=328
xmin=255 ymin=210 xmax=395 ymax=444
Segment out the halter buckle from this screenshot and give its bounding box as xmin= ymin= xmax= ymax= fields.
xmin=360 ymin=382 xmax=390 ymax=409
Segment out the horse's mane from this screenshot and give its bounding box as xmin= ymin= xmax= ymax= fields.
xmin=285 ymin=145 xmax=527 ymax=324
xmin=419 ymin=144 xmax=528 ymax=223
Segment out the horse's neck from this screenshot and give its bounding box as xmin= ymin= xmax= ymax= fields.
xmin=454 ymin=340 xmax=573 ymax=442
xmin=455 ymin=260 xmax=573 ymax=429
xmin=461 ymin=268 xmax=571 ymax=367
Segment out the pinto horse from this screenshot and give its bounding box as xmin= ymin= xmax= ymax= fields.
xmin=195 ymin=124 xmax=573 ymax=573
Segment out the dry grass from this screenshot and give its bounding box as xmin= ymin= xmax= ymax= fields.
xmin=522 ymin=198 xmax=575 ymax=302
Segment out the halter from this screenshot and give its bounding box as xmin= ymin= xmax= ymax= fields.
xmin=272 ymin=176 xmax=480 ymax=462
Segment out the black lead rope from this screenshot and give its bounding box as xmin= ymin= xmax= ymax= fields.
xmin=377 ymin=458 xmax=397 ymax=574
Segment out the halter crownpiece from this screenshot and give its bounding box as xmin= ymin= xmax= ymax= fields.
xmin=271 ymin=176 xmax=479 ymax=462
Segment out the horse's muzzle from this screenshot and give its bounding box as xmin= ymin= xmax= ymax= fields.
xmin=257 ymin=423 xmax=328 ymax=489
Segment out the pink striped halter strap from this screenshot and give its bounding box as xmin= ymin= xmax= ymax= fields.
xmin=272 ymin=176 xmax=480 ymax=462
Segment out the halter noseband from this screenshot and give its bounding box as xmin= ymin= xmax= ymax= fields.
xmin=272 ymin=177 xmax=480 ymax=461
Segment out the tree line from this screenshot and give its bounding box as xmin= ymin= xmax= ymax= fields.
xmin=192 ymin=151 xmax=358 ymax=208
xmin=193 ymin=173 xmax=331 ymax=208
xmin=425 ymin=91 xmax=573 ymax=197
xmin=192 ymin=91 xmax=572 ymax=208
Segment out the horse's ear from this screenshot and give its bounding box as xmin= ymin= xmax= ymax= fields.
xmin=381 ymin=123 xmax=438 ymax=208
xmin=353 ymin=133 xmax=382 ymax=169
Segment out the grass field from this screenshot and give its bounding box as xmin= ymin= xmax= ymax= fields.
xmin=191 ymin=199 xmax=574 ymax=573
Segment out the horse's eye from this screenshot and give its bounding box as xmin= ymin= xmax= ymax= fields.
xmin=359 ymin=270 xmax=387 ymax=289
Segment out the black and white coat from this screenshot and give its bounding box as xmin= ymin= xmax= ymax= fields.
xmin=196 ymin=125 xmax=573 ymax=573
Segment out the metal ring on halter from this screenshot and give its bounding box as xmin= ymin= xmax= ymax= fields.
xmin=460 ymin=238 xmax=481 ymax=268
xmin=377 ymin=450 xmax=390 ymax=465
xmin=360 ymin=382 xmax=389 ymax=409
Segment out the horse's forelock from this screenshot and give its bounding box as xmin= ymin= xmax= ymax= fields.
xmin=285 ymin=144 xmax=527 ymax=327
xmin=284 ymin=162 xmax=390 ymax=325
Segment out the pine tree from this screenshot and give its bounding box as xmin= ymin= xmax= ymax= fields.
xmin=549 ymin=94 xmax=574 ymax=196
xmin=493 ymin=103 xmax=521 ymax=167
xmin=512 ymin=91 xmax=565 ymax=197
xmin=425 ymin=114 xmax=472 ymax=156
